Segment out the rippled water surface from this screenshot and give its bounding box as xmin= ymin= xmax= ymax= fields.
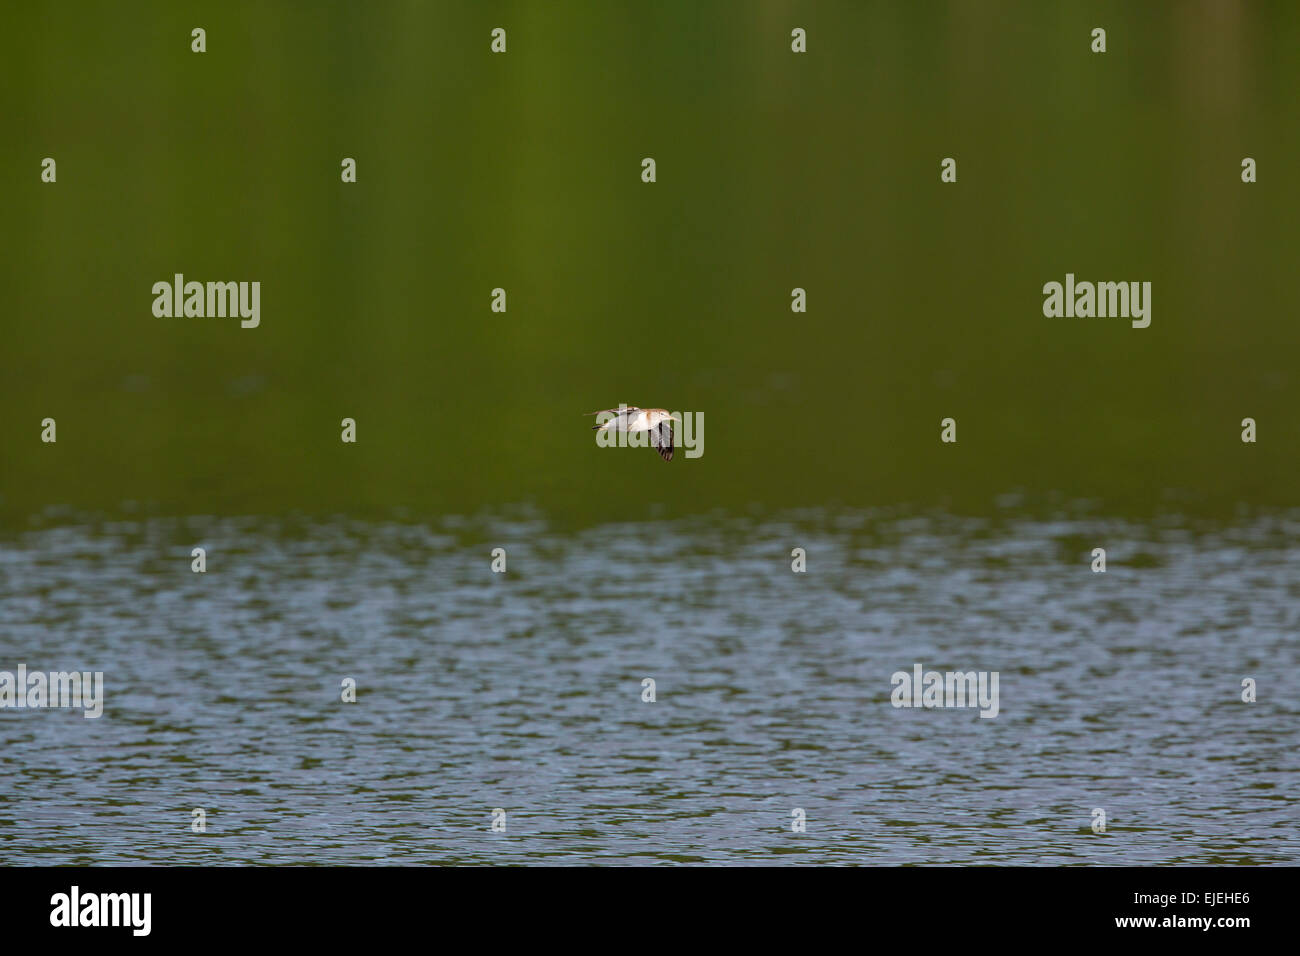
xmin=1 ymin=509 xmax=1296 ymax=864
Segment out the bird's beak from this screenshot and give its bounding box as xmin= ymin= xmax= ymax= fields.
xmin=671 ymin=415 xmax=682 ymax=422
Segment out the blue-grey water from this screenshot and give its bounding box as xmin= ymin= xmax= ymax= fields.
xmin=1 ymin=508 xmax=1296 ymax=865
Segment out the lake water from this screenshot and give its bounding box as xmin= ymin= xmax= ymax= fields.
xmin=1 ymin=508 xmax=1295 ymax=865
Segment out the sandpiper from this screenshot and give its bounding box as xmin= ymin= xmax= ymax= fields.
xmin=586 ymin=406 xmax=680 ymax=461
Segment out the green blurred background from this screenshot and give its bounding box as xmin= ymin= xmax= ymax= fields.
xmin=2 ymin=1 xmax=1296 ymax=530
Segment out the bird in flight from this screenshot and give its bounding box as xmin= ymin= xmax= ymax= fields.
xmin=586 ymin=406 xmax=680 ymax=461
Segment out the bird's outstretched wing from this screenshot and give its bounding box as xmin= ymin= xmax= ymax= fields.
xmin=586 ymin=406 xmax=640 ymax=430
xmin=651 ymin=420 xmax=674 ymax=461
